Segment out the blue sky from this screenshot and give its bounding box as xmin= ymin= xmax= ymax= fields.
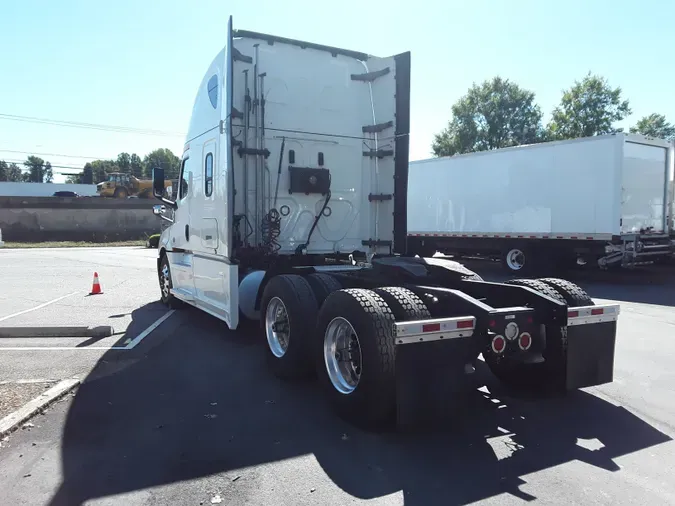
xmin=1 ymin=0 xmax=673 ymax=183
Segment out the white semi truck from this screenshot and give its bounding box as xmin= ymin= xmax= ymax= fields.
xmin=407 ymin=134 xmax=675 ymax=274
xmin=150 ymin=16 xmax=621 ymax=430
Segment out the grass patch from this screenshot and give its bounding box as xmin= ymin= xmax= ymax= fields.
xmin=2 ymin=240 xmax=146 ymax=249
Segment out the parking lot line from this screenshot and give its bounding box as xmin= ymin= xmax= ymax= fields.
xmin=0 ymin=292 xmax=80 ymax=323
xmin=123 ymin=310 xmax=175 ymax=350
xmin=0 ymin=310 xmax=175 ymax=351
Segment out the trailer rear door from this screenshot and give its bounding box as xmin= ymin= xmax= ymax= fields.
xmin=621 ymin=138 xmax=670 ymax=234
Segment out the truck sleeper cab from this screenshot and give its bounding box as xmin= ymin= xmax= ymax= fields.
xmin=151 ymin=16 xmax=621 ymax=430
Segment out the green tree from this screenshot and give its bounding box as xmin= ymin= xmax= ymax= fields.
xmin=143 ymin=148 xmax=180 ymax=179
xmin=23 ymin=155 xmax=52 ymax=183
xmin=5 ymin=162 xmax=23 ymax=182
xmin=0 ymin=160 xmax=7 ymax=181
xmin=547 ymin=72 xmax=631 ymax=140
xmin=116 ymin=152 xmax=131 ymax=173
xmin=90 ymin=160 xmax=119 ymax=184
xmin=629 ymin=113 xmax=675 ymax=141
xmin=44 ymin=162 xmax=53 ymax=183
xmin=432 ymin=76 xmax=545 ymax=157
xmin=130 ymin=153 xmax=143 ymax=178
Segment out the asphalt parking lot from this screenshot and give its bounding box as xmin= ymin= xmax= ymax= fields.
xmin=0 ymin=247 xmax=171 ymax=386
xmin=1 ymin=247 xmax=675 ymax=505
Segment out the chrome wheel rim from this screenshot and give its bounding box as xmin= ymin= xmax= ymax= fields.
xmin=265 ymin=297 xmax=290 ymax=358
xmin=160 ymin=263 xmax=171 ymax=299
xmin=324 ymin=317 xmax=362 ymax=394
xmin=506 ymin=249 xmax=525 ymax=271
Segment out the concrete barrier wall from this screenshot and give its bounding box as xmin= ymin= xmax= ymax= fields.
xmin=0 ymin=197 xmax=161 ymax=242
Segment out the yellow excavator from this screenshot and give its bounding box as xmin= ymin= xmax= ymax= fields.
xmin=96 ymin=172 xmax=173 ymax=199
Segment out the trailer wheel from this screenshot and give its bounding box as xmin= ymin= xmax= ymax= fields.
xmin=372 ymin=287 xmax=430 ymax=321
xmin=537 ymin=278 xmax=594 ymax=306
xmin=306 ymin=273 xmax=342 ymax=306
xmin=316 ymin=288 xmax=396 ymax=429
xmin=261 ymin=274 xmax=319 ymax=379
xmin=158 ymin=254 xmax=184 ymax=309
xmin=501 ymin=246 xmax=529 ymax=274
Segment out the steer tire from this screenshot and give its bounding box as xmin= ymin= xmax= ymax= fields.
xmin=372 ymin=287 xmax=430 ymax=321
xmin=306 ymin=273 xmax=342 ymax=307
xmin=315 ymin=288 xmax=397 ymax=430
xmin=260 ymin=274 xmax=319 ymax=380
xmin=537 ymin=278 xmax=594 ymax=307
xmin=158 ymin=254 xmax=184 ymax=309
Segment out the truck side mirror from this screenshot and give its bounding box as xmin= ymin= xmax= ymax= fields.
xmin=152 ymin=167 xmax=177 ymax=209
xmin=152 ymin=167 xmax=166 ymax=198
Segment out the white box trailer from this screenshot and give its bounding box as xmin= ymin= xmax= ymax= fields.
xmin=407 ymin=133 xmax=675 ymax=273
xmin=148 ymin=16 xmax=622 ymax=430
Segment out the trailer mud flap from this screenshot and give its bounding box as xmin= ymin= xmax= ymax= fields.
xmin=394 ymin=338 xmax=478 ymax=430
xmin=565 ymin=320 xmax=617 ymax=390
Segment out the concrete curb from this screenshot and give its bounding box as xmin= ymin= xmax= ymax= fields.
xmin=0 ymin=326 xmax=114 ymax=338
xmin=0 ymin=377 xmax=81 ymax=438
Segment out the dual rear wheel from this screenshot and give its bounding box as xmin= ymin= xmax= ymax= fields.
xmin=260 ymin=274 xmax=430 ymax=428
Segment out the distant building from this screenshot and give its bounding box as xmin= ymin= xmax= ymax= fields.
xmin=0 ymin=182 xmax=98 ymax=197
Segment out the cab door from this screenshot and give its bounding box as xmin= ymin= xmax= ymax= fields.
xmin=166 ymin=155 xmax=196 ymax=300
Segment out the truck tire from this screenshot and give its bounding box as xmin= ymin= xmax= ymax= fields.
xmin=306 ymin=273 xmax=342 ymax=306
xmin=315 ymin=288 xmax=396 ymax=429
xmin=486 ymin=278 xmax=568 ymax=393
xmin=261 ymin=274 xmax=319 ymax=379
xmin=158 ymin=254 xmax=184 ymax=309
xmin=504 ymin=278 xmax=566 ymax=304
xmin=537 ymin=278 xmax=594 ymax=307
xmin=372 ymin=287 xmax=430 ymax=321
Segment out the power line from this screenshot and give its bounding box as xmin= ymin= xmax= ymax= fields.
xmin=0 ymin=149 xmax=106 ymax=160
xmin=1 ymin=159 xmax=85 ymax=171
xmin=0 ymin=113 xmax=186 ymax=137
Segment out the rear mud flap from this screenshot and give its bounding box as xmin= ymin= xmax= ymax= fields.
xmin=395 ymin=338 xmax=477 ymax=431
xmin=565 ymin=321 xmax=617 ymax=390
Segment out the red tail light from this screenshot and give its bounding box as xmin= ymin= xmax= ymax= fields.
xmin=491 ymin=335 xmax=506 ymax=354
xmin=518 ymin=332 xmax=532 ymax=351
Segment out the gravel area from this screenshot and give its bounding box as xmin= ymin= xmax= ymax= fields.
xmin=0 ymin=381 xmax=58 ymax=420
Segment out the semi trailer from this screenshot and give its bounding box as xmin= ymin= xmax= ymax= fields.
xmin=150 ymin=16 xmax=621 ymax=430
xmin=407 ymin=134 xmax=675 ymax=274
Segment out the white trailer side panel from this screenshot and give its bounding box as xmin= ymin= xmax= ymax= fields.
xmin=408 ymin=136 xmax=621 ymax=237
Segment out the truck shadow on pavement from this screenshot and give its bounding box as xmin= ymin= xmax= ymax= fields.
xmin=49 ymin=304 xmax=672 ymax=506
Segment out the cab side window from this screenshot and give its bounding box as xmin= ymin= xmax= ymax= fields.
xmin=179 ymin=158 xmax=190 ymax=200
xmin=205 ymin=153 xmax=213 ymax=197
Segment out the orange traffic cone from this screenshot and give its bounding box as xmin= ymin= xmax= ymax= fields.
xmin=90 ymin=272 xmax=103 ymax=295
